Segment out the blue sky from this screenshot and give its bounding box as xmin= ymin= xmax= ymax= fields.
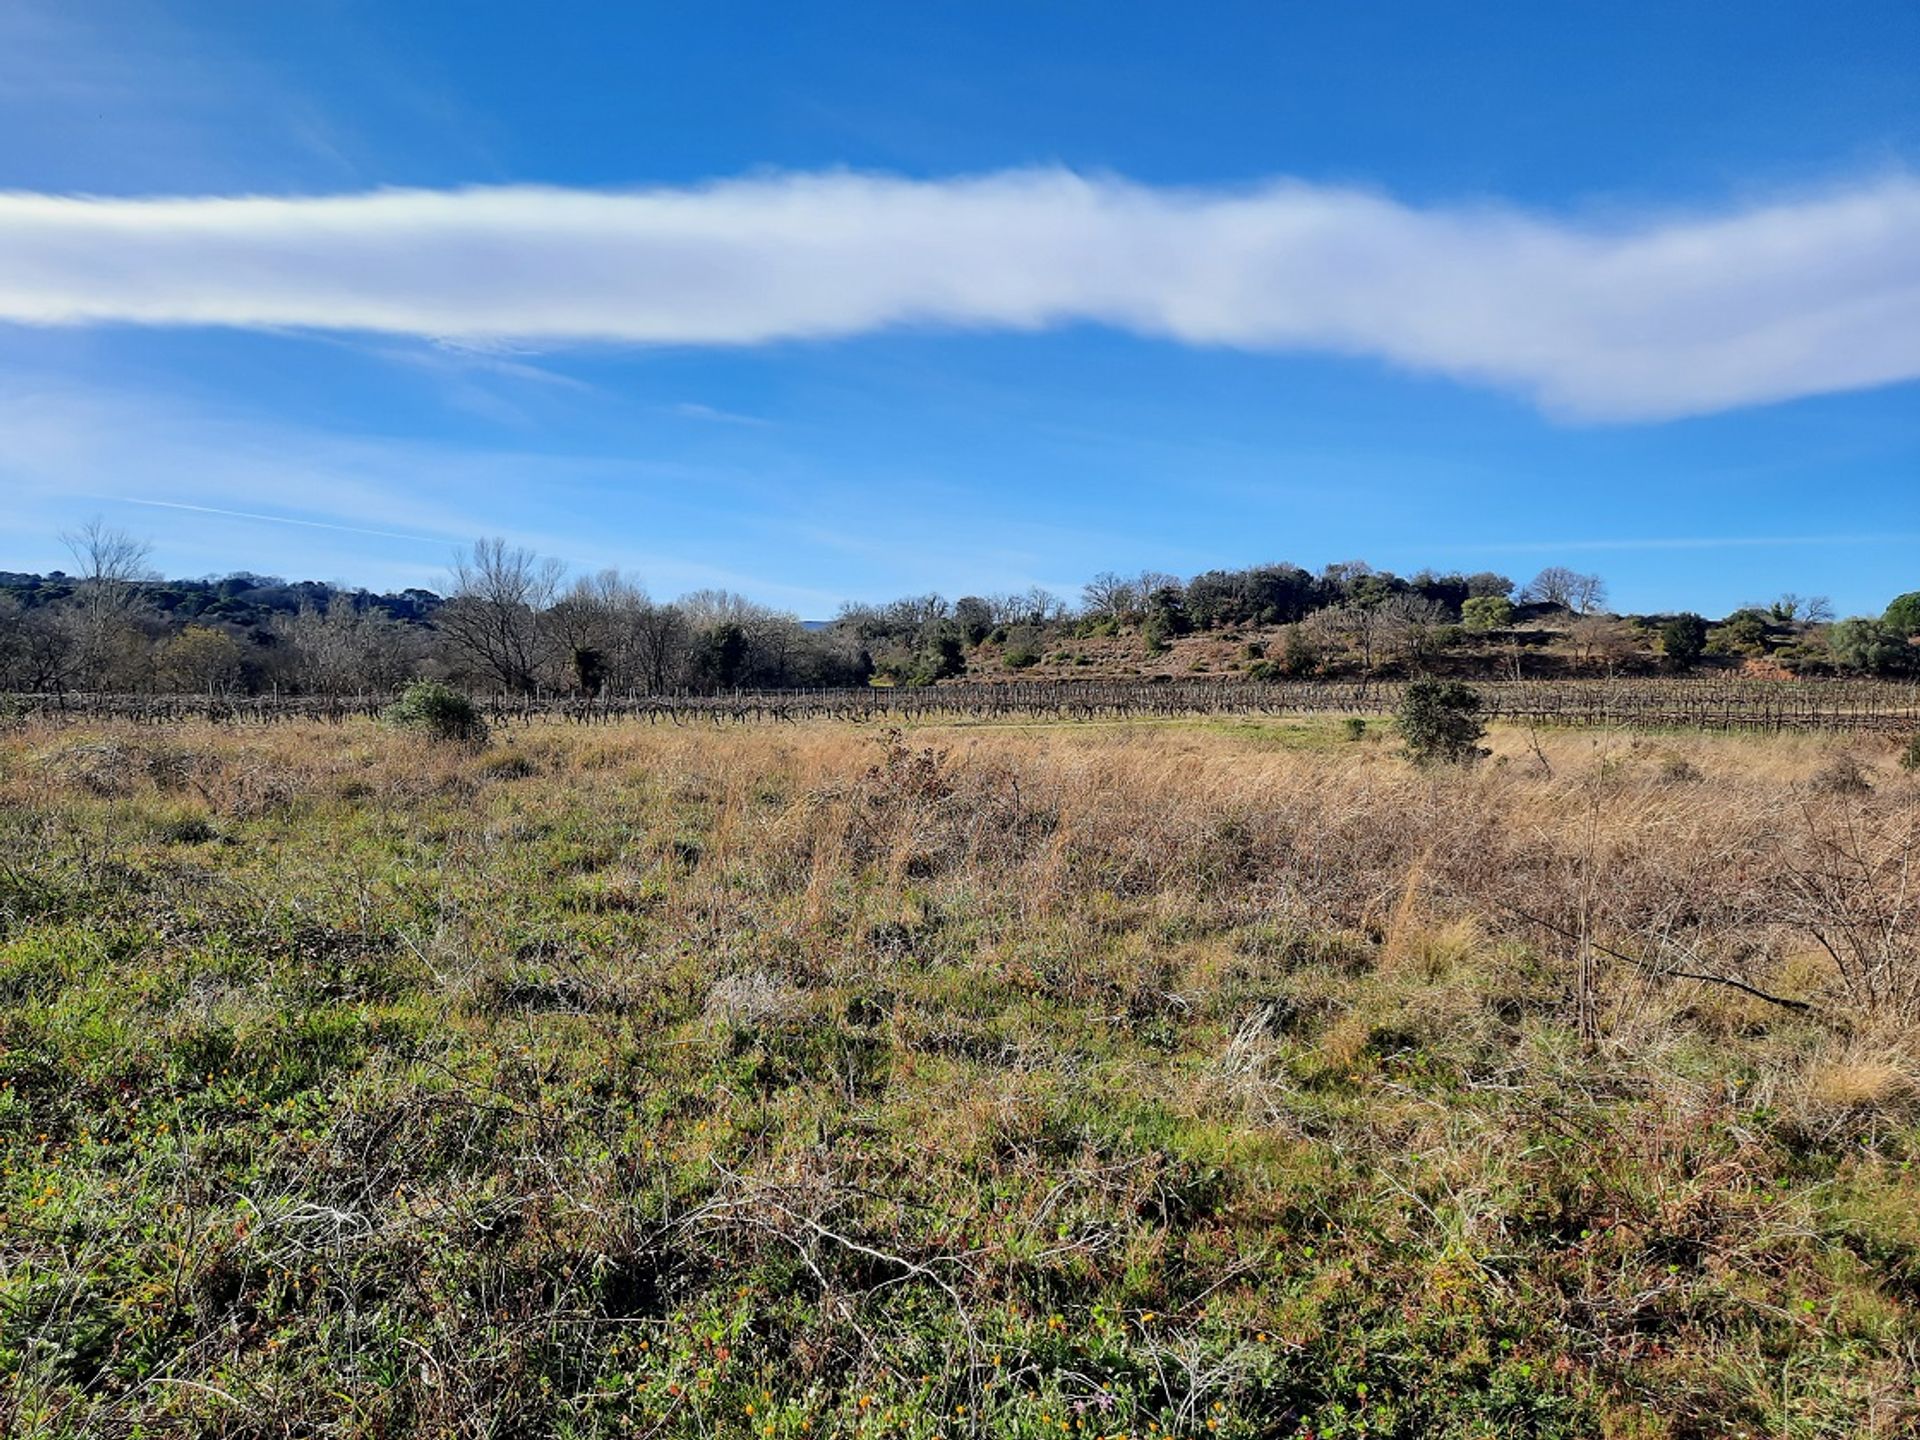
xmin=2 ymin=1 xmax=1916 ymax=618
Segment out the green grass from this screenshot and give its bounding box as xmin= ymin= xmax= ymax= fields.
xmin=0 ymin=720 xmax=1915 ymax=1437
xmin=1186 ymin=717 xmax=1367 ymax=750
xmin=932 ymin=716 xmax=1367 ymax=750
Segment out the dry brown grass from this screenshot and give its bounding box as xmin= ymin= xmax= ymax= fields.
xmin=6 ymin=715 xmax=1914 ymax=1021
xmin=3 ymin=714 xmax=1919 ymax=1436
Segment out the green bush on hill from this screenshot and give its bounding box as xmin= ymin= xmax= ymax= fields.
xmin=1460 ymin=595 xmax=1513 ymax=632
xmin=1660 ymin=613 xmax=1709 ymax=671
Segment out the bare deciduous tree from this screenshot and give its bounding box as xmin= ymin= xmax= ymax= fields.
xmin=0 ymin=596 xmax=35 ymax=691
xmin=60 ymin=517 xmax=155 ymax=689
xmin=280 ymin=602 xmax=418 ymax=693
xmin=1378 ymin=595 xmax=1449 ymax=666
xmin=8 ymin=604 xmax=81 ymax=693
xmin=1303 ymin=601 xmax=1383 ymax=673
xmin=630 ymin=599 xmax=691 ymax=693
xmin=1522 ymin=566 xmax=1608 ymax=615
xmin=1568 ymin=572 xmax=1609 ymax=615
xmin=1765 ymin=592 xmax=1835 ymax=625
xmin=991 ymin=587 xmax=1066 ymax=628
xmin=1082 ymin=572 xmax=1177 ymax=624
xmin=1566 ymin=615 xmax=1637 ymax=674
xmin=1080 ymin=571 xmax=1137 ymax=620
xmin=436 ymin=538 xmax=564 ymax=693
xmin=159 ymin=625 xmax=245 ymax=694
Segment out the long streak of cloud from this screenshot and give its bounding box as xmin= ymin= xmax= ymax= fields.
xmin=1 ymin=169 xmax=1917 ymax=420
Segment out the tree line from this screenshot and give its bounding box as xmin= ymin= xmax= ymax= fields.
xmin=2 ymin=520 xmax=1915 ymax=695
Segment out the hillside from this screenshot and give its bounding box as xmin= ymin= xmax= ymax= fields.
xmin=8 ymin=540 xmax=1912 ymax=697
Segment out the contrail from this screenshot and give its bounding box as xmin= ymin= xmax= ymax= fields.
xmin=112 ymin=497 xmax=455 ymax=547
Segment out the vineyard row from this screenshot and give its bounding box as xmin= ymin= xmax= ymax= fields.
xmin=7 ymin=679 xmax=1920 ymax=733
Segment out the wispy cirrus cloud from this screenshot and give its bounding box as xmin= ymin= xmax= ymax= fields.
xmin=0 ymin=169 xmax=1917 ymax=421
xmin=671 ymin=401 xmax=771 ymax=427
xmin=0 ymin=375 xmax=848 ymax=611
xmin=1464 ymin=533 xmax=1920 ymax=554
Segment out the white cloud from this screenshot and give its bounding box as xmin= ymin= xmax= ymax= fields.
xmin=1 ymin=169 xmax=1917 ymax=420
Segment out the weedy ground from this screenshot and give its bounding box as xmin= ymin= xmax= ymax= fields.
xmin=1 ymin=716 xmax=1918 ymax=1439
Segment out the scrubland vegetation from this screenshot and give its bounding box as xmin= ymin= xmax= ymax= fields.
xmin=6 ymin=523 xmax=1916 ymax=697
xmin=4 ymin=711 xmax=1920 ymax=1437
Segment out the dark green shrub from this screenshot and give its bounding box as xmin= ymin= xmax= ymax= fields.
xmin=1342 ymin=717 xmax=1368 ymax=742
xmin=1276 ymin=627 xmax=1321 ymax=677
xmin=1900 ymin=735 xmax=1920 ymax=772
xmin=885 ymin=631 xmax=969 ymax=686
xmin=1145 ymin=584 xmax=1192 ymax=634
xmin=1460 ymin=596 xmax=1513 ymax=632
xmin=1002 ymin=646 xmax=1040 ymax=671
xmin=1001 ymin=626 xmax=1043 ymax=670
xmin=383 ymin=681 xmax=489 ymax=743
xmin=1661 ymin=614 xmax=1709 ymax=671
xmin=570 ymin=645 xmax=607 ymax=696
xmin=1828 ymin=617 xmax=1910 ymax=676
xmin=1395 ymin=680 xmax=1487 ymax=766
xmin=694 ymin=621 xmax=749 ymax=688
xmin=952 ymin=596 xmax=995 ymax=645
xmin=1706 ymin=610 xmax=1771 ymax=657
xmin=918 ymin=632 xmax=967 ymax=683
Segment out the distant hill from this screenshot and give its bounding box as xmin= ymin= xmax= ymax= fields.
xmin=0 ymin=570 xmax=440 ymax=627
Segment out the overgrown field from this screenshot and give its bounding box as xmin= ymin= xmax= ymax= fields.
xmin=2 ymin=717 xmax=1918 ymax=1438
